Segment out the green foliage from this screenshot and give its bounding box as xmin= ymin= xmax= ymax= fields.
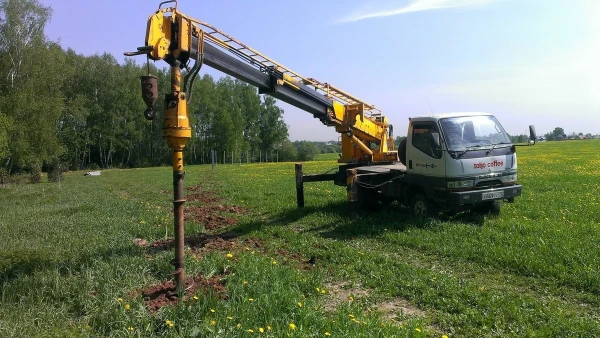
xmin=0 ymin=113 xmax=11 ymax=159
xmin=257 ymin=96 xmax=288 ymax=153
xmin=544 ymin=127 xmax=566 ymax=141
xmin=295 ymin=141 xmax=319 ymax=161
xmin=0 ymin=0 xmax=59 ymax=172
xmin=0 ymin=4 xmax=289 ymax=173
xmin=27 ymin=163 xmax=41 ymax=183
xmin=277 ymin=139 xmax=297 ymax=162
xmin=394 ymin=136 xmax=406 ymax=148
xmin=508 ymin=134 xmax=529 ymax=143
xmin=47 ymin=157 xmax=65 ymax=182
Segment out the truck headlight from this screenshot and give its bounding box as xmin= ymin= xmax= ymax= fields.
xmin=447 ymin=180 xmax=474 ymax=189
xmin=502 ymin=174 xmax=517 ymax=183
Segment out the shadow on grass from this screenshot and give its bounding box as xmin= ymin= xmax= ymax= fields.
xmin=231 ymin=200 xmax=487 ymax=240
xmin=0 ymin=244 xmax=143 ymax=287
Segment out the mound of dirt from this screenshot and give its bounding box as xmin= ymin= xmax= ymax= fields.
xmin=149 ymin=233 xmax=239 ymax=251
xmin=148 ymin=234 xmax=263 ymax=255
xmin=186 ymin=185 xmax=222 ymax=204
xmin=187 ymin=205 xmax=239 ymax=231
xmin=139 ymin=274 xmax=228 ymax=312
xmin=181 ymin=183 xmax=249 ymax=231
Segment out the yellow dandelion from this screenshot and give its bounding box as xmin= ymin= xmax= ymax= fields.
xmin=236 ymin=323 xmax=242 ymax=328
xmin=248 ymin=298 xmax=255 ymax=302
xmin=124 ymin=303 xmax=131 ymax=310
xmin=248 ymin=329 xmax=254 ymax=333
xmin=226 ymin=253 xmax=233 ymax=259
xmin=348 ymin=296 xmax=354 ymax=301
xmin=272 ymin=260 xmax=277 ymax=265
xmin=316 ymin=287 xmax=320 ymax=292
xmin=321 ymin=289 xmax=327 ymax=294
xmin=193 ymin=295 xmax=199 ymax=300
xmin=289 ymin=323 xmax=297 ymax=330
xmin=325 ymin=332 xmax=331 ymax=336
xmin=267 ymin=325 xmax=272 ymax=330
xmin=210 ymin=320 xmax=216 ymax=325
xmin=128 ymin=327 xmax=134 ymax=331
xmin=165 ymin=320 xmax=174 ymax=328
xmin=415 ymin=328 xmax=421 ymax=332
xmin=243 ymin=280 xmax=248 ymax=285
xmin=297 ymin=301 xmax=303 ymax=308
xmin=348 ymin=314 xmax=355 ymax=318
xmin=442 ymin=335 xmax=449 ymax=338
xmin=227 ymin=316 xmax=233 ymax=320
xmin=259 ymin=327 xmax=264 ymax=333
xmin=117 ymin=298 xmax=123 ymax=302
xmin=210 ymin=308 xmax=215 ymax=313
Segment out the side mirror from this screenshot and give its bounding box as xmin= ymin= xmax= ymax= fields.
xmin=529 ymin=125 xmax=536 ymax=145
xmin=430 ymin=132 xmax=441 ymax=148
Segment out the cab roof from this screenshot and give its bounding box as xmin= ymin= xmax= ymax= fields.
xmin=409 ymin=112 xmax=494 ymax=122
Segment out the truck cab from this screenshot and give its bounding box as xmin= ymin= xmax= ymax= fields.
xmin=402 ymin=112 xmax=522 ymax=214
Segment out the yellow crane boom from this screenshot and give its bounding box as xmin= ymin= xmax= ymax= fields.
xmin=128 ymin=1 xmax=398 ymax=164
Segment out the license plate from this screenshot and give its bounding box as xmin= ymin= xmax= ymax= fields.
xmin=482 ymin=191 xmax=504 ymax=200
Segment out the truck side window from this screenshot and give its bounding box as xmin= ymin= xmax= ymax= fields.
xmin=412 ymin=123 xmax=442 ymax=159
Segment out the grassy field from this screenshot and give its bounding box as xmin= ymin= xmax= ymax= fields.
xmin=1 ymin=140 xmax=599 ymax=337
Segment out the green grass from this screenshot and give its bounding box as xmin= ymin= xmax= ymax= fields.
xmin=315 ymin=153 xmax=340 ymax=161
xmin=1 ymin=140 xmax=599 ymax=337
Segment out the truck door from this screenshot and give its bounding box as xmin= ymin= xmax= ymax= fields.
xmin=407 ymin=122 xmax=445 ymax=179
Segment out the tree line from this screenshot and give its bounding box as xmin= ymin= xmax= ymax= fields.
xmin=0 ymin=0 xmax=290 ymax=177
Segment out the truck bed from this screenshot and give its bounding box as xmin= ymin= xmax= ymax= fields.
xmin=355 ymin=164 xmax=406 ymax=175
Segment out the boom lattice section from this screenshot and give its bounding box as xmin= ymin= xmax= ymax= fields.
xmin=182 ymin=13 xmax=381 ymax=117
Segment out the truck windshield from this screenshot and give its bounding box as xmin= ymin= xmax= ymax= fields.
xmin=440 ymin=115 xmax=510 ymax=150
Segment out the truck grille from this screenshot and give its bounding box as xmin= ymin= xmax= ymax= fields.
xmin=476 ymin=180 xmax=503 ymax=189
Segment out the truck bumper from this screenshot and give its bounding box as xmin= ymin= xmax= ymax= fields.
xmin=447 ymin=185 xmax=522 ymax=206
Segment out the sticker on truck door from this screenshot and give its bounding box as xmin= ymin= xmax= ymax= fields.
xmin=460 ymin=156 xmax=508 ymax=175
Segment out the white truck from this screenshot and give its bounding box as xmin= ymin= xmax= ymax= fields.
xmin=351 ymin=113 xmax=535 ymax=215
xmin=300 ymin=112 xmax=536 ymax=216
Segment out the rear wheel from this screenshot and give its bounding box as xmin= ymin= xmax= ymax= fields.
xmin=358 ymin=186 xmax=378 ymax=211
xmin=411 ymin=194 xmax=434 ymax=217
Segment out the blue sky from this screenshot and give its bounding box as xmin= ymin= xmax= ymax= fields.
xmin=41 ymin=0 xmax=599 ymax=141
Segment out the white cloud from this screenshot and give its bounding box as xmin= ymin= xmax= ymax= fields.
xmin=337 ymin=0 xmax=496 ymax=23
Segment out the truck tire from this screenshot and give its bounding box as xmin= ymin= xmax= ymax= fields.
xmin=411 ymin=194 xmax=433 ymax=217
xmin=486 ymin=200 xmax=501 ymax=215
xmin=398 ymin=138 xmax=407 ymax=165
xmin=476 ymin=200 xmax=501 ymax=215
xmin=358 ymin=185 xmax=378 ymax=211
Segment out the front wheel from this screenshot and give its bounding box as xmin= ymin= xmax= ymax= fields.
xmin=477 ymin=200 xmax=501 ymax=215
xmin=411 ymin=194 xmax=434 ymax=217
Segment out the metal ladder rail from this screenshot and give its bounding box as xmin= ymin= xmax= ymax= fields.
xmin=180 ymin=13 xmax=382 ymax=117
